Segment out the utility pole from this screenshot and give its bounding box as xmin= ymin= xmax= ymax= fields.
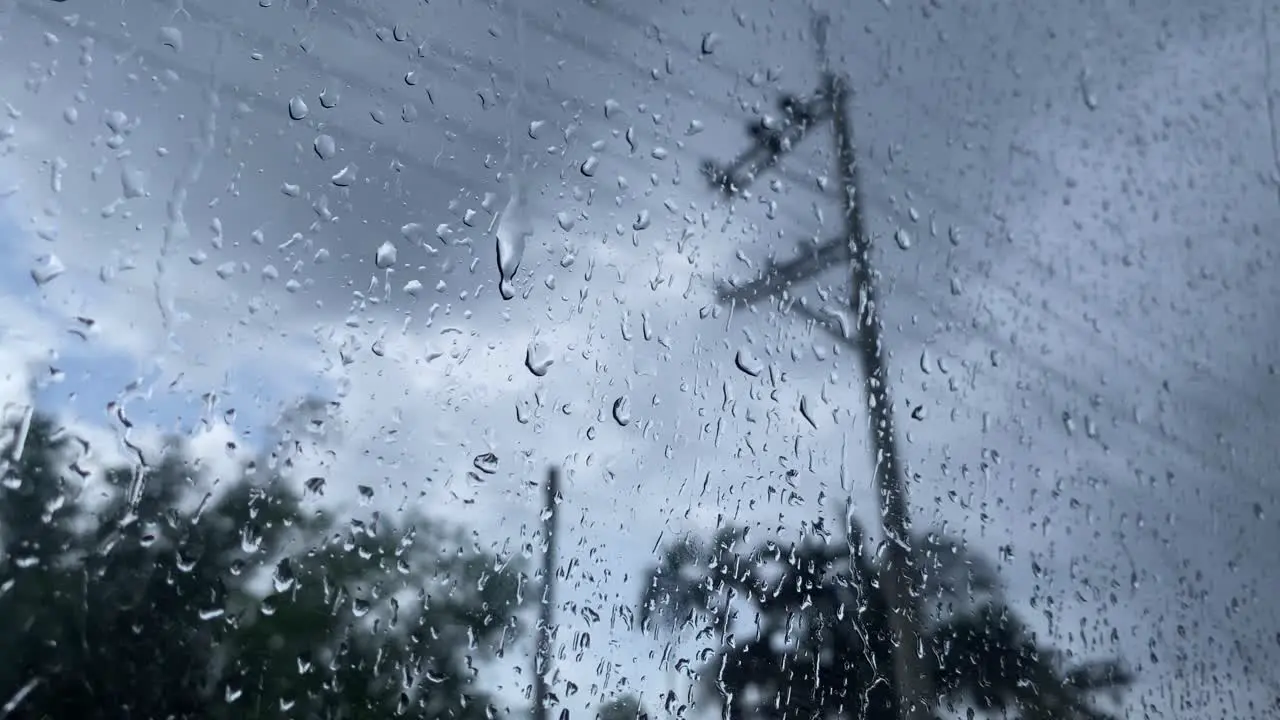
xmin=533 ymin=466 xmax=559 ymax=720
xmin=702 ymin=16 xmax=931 ymax=720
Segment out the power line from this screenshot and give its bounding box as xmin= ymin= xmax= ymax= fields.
xmin=746 ymin=195 xmax=1273 ymax=485
xmin=742 ymin=228 xmax=1271 ymax=502
xmin=22 ymin=0 xmax=1266 ymax=504
xmin=222 ymin=0 xmax=1263 ymax=420
xmin=476 ymin=2 xmax=1269 ymax=431
xmin=714 ymin=154 xmax=1264 ymax=420
xmin=30 ymin=0 xmax=1269 ymax=502
xmin=521 ymin=2 xmax=1270 ymax=414
xmin=785 ymin=274 xmax=1280 ymax=518
xmin=138 ymin=0 xmax=1271 ymax=426
xmin=755 ymin=189 xmax=1267 ymax=402
xmin=32 ymin=0 xmax=1267 ymax=494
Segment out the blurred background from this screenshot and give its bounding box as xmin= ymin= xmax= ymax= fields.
xmin=0 ymin=0 xmax=1277 ymax=718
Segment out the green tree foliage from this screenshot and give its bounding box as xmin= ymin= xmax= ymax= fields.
xmin=0 ymin=410 xmax=525 ymax=720
xmin=639 ymin=521 xmax=1133 ymax=720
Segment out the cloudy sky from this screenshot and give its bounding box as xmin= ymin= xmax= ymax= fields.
xmin=1 ymin=0 xmax=1278 ymax=716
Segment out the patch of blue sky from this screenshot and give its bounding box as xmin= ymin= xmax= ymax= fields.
xmin=43 ymin=341 xmax=337 ymax=447
xmin=1 ymin=206 xmax=335 ymax=449
xmin=0 ymin=210 xmax=38 ymax=302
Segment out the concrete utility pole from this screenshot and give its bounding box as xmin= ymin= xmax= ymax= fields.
xmin=702 ymin=15 xmax=931 ymax=720
xmin=533 ymin=466 xmax=559 ymax=720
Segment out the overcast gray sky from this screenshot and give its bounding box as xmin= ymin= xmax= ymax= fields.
xmin=1 ymin=0 xmax=1278 ymax=716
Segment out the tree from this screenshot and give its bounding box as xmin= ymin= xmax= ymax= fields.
xmin=639 ymin=520 xmax=1133 ymax=720
xmin=0 ymin=408 xmax=525 ymax=720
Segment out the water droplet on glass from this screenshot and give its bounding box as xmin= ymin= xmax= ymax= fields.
xmin=799 ymin=395 xmax=818 ymax=428
xmin=734 ymin=348 xmax=763 ymax=377
xmin=611 ymin=396 xmax=632 ymax=426
xmin=1079 ymin=69 xmax=1099 ymax=111
xmin=104 ymin=110 xmax=128 ymax=134
xmin=313 ymin=134 xmax=335 ymax=160
xmin=556 ymin=211 xmax=576 ymax=231
xmin=894 ymin=228 xmax=912 ymax=250
xmin=375 ymin=241 xmax=397 ymax=268
xmin=473 ymin=452 xmax=499 ymax=475
xmin=159 ymin=26 xmax=183 ymax=51
xmin=580 ymin=156 xmax=599 ymax=177
xmin=272 ymin=559 xmax=295 ymax=593
xmin=701 ymin=32 xmax=720 ymax=54
xmin=198 ymin=606 xmax=225 ymax=621
xmin=288 ymin=96 xmax=309 ymax=121
xmin=495 ymin=188 xmax=530 ymax=300
xmin=240 ymin=525 xmax=263 ymax=553
xmin=121 ymin=165 xmax=146 ymax=199
xmin=357 ymin=485 xmax=374 ymax=505
xmin=215 ymin=261 xmax=237 ymax=280
xmin=401 ymin=222 xmax=427 ymax=243
xmin=331 ymin=165 xmax=355 ymax=186
xmin=176 ymin=549 xmax=199 ymax=572
xmin=31 ymin=255 xmax=65 ymax=286
xmin=525 ymin=339 xmax=553 ymax=377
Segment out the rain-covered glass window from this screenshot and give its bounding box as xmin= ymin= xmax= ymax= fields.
xmin=1 ymin=0 xmax=1276 ymax=719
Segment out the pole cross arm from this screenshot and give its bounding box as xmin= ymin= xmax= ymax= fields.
xmin=701 ymin=93 xmax=832 ymax=196
xmin=716 ymin=236 xmax=849 ymax=305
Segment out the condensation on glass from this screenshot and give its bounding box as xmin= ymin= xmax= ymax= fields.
xmin=0 ymin=1 xmax=1275 ymax=718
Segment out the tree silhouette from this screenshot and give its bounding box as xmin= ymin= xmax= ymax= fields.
xmin=639 ymin=521 xmax=1133 ymax=720
xmin=0 ymin=409 xmax=525 ymax=720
